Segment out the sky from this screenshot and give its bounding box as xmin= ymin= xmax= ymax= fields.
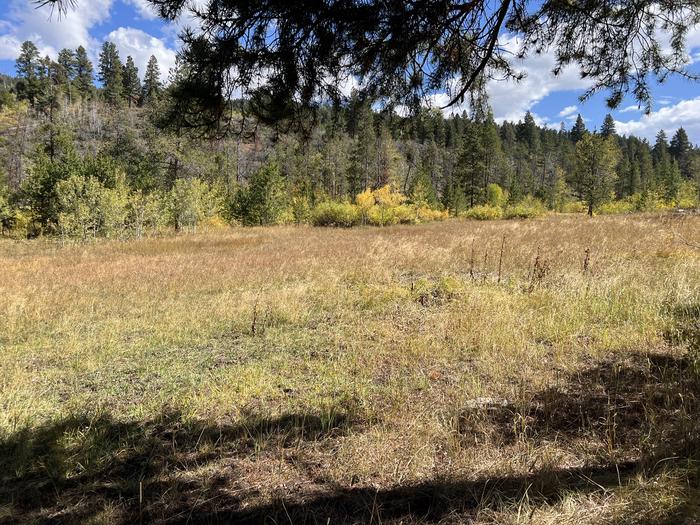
xmin=1 ymin=0 xmax=700 ymax=144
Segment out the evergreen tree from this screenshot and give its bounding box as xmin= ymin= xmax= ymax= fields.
xmin=653 ymin=130 xmax=672 ymax=194
xmin=600 ymin=114 xmax=616 ymax=138
xmin=122 ymin=56 xmax=141 ymax=107
xmin=482 ymin=114 xmax=505 ymax=199
xmin=574 ymin=134 xmax=619 ymax=215
xmin=669 ymin=127 xmax=692 ymax=179
xmin=409 ymin=166 xmax=438 ymax=207
xmin=570 ymin=114 xmax=587 ymax=143
xmin=517 ymin=111 xmax=541 ymax=151
xmin=347 ymin=101 xmax=374 ymax=195
xmin=98 ymin=41 xmax=123 ymax=105
xmin=666 ymin=160 xmax=683 ymax=202
xmin=638 ymin=143 xmax=654 ymax=192
xmin=375 ymin=125 xmax=401 ymax=187
xmin=458 ymin=121 xmax=486 ymax=207
xmin=143 ymin=0 xmax=700 ymax=133
xmin=15 ymin=40 xmax=41 ymax=105
xmin=56 ymin=48 xmax=76 ymax=103
xmin=653 ymin=130 xmax=669 ymax=163
xmin=232 ymin=162 xmax=288 ymax=225
xmin=141 ymin=55 xmax=162 ymax=105
xmin=74 ymin=46 xmax=94 ymax=100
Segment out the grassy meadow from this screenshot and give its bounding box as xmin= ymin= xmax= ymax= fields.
xmin=1 ymin=213 xmax=699 ymax=524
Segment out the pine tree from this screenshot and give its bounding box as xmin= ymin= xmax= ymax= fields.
xmin=669 ymin=127 xmax=692 ymax=179
xmin=35 ymin=55 xmax=62 ymax=122
xmin=638 ymin=143 xmax=654 ymax=191
xmin=629 ymin=164 xmax=642 ymax=195
xmin=653 ymin=130 xmax=672 ymax=195
xmin=98 ymin=41 xmax=124 ymax=105
xmin=122 ymin=56 xmax=141 ymax=107
xmin=141 ymin=55 xmax=162 ymax=105
xmin=458 ymin=121 xmax=486 ymax=207
xmin=666 ymin=160 xmax=682 ymax=202
xmin=15 ymin=40 xmax=41 ymax=105
xmin=375 ymin=124 xmax=400 ymax=187
xmin=574 ymin=134 xmax=619 ymax=215
xmin=56 ymin=48 xmax=76 ymax=103
xmin=653 ymin=130 xmax=669 ymax=163
xmin=347 ymin=101 xmax=374 ymax=195
xmin=482 ymin=114 xmax=505 ymax=200
xmin=74 ymin=46 xmax=94 ymax=100
xmin=517 ymin=111 xmax=541 ymax=151
xmin=409 ymin=166 xmax=438 ymax=207
xmin=570 ymin=114 xmax=587 ymax=143
xmin=600 ymin=114 xmax=616 ymax=138
xmin=546 ymin=166 xmax=569 ymax=211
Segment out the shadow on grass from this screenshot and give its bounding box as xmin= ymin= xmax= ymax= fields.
xmin=458 ymin=353 xmax=699 ymax=454
xmin=2 ymin=349 xmax=699 ymax=524
xmin=0 ymin=409 xmax=356 ymax=524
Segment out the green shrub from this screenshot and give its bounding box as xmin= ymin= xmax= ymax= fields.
xmin=560 ymin=201 xmax=587 ymax=214
xmin=393 ymin=204 xmax=418 ymax=224
xmin=367 ymin=204 xmax=399 ymax=226
xmin=598 ymin=198 xmax=636 ymax=215
xmin=99 ymin=178 xmax=130 ymax=238
xmin=463 ymin=204 xmax=503 ymax=220
xmin=416 ymin=206 xmax=448 ymax=222
xmin=291 ymin=195 xmax=311 ymax=224
xmin=22 ymin=149 xmax=82 ymax=229
xmin=168 ymin=178 xmax=222 ymax=231
xmin=1 ymin=207 xmax=38 ymax=239
xmin=56 ymin=175 xmax=106 ymax=240
xmin=0 ymin=188 xmax=10 ymax=234
xmin=231 ymin=162 xmax=289 ymax=226
xmin=485 ymin=184 xmax=508 ymax=208
xmin=310 ymin=201 xmax=360 ymax=227
xmin=676 ymin=181 xmax=699 ymax=209
xmin=504 ymin=196 xmax=547 ymax=219
xmin=635 ymin=191 xmax=671 ymax=212
xmin=128 ymin=191 xmax=168 ymax=237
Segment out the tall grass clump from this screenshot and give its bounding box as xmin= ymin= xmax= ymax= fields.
xmin=463 ymin=204 xmax=504 ymax=220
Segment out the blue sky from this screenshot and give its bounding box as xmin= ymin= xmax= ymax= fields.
xmin=2 ymin=0 xmax=700 ymax=144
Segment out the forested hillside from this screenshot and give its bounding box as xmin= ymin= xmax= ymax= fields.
xmin=1 ymin=39 xmax=699 ymax=239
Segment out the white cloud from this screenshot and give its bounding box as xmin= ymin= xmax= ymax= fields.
xmin=486 ymin=36 xmax=592 ymax=124
xmin=658 ymin=96 xmax=677 ymax=106
xmin=618 ymin=105 xmax=641 ymax=114
xmin=0 ymin=34 xmax=22 ymax=61
xmin=106 ymin=27 xmax=176 ymax=82
xmin=0 ymin=0 xmax=113 ymax=61
xmin=558 ymin=105 xmax=578 ymax=118
xmin=123 ymin=0 xmax=159 ymax=20
xmin=160 ymin=0 xmax=208 ymax=45
xmin=384 ymin=35 xmax=591 ymax=126
xmin=616 ymin=97 xmax=700 ymax=144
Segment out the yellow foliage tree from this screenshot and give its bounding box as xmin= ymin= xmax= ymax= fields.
xmin=356 ymin=187 xmax=375 ymax=224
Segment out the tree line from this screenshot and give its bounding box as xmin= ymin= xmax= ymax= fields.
xmin=14 ymin=40 xmax=163 ymax=110
xmin=0 ymin=39 xmax=699 ymax=239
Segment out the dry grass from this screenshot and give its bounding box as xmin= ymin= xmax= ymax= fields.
xmin=1 ymin=213 xmax=699 ymax=524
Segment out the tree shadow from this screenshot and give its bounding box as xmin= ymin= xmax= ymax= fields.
xmin=457 ymin=353 xmax=698 ymax=458
xmin=0 ymin=408 xmax=356 ymax=524
xmin=2 ymin=348 xmax=699 ymax=524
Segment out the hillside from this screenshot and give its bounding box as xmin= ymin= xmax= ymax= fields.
xmin=1 ymin=40 xmax=699 ymax=240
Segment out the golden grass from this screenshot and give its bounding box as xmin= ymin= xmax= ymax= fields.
xmin=1 ymin=213 xmax=699 ymax=523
